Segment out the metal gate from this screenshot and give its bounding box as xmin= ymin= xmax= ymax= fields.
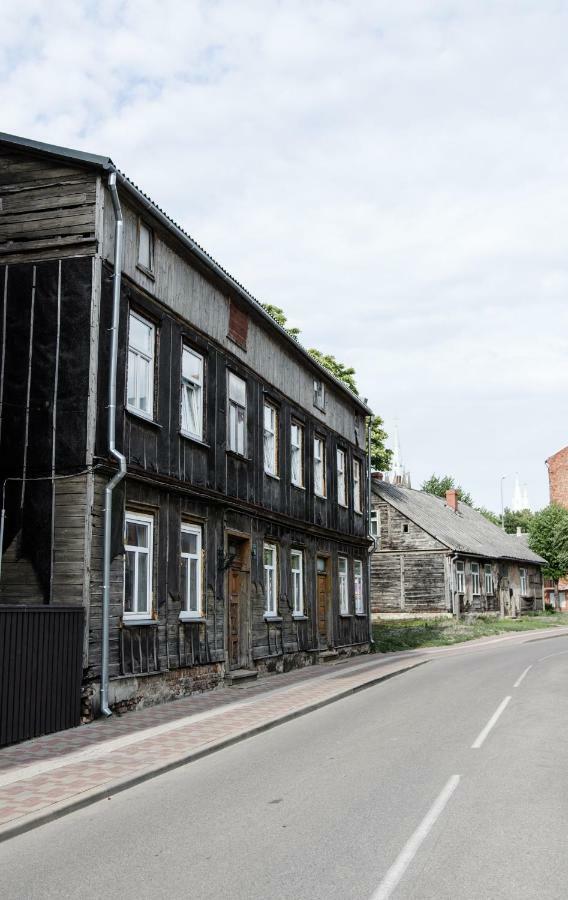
xmin=0 ymin=605 xmax=84 ymax=747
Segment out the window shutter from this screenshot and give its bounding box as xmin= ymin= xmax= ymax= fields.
xmin=228 ymin=300 xmax=249 ymax=349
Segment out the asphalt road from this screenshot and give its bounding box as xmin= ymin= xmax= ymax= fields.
xmin=2 ymin=632 xmax=568 ymax=899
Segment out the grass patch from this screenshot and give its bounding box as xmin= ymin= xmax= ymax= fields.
xmin=373 ymin=612 xmax=568 ymax=653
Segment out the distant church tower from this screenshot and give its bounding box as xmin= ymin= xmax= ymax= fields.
xmin=387 ymin=424 xmax=411 ymax=487
xmin=511 ymin=473 xmax=530 ymax=512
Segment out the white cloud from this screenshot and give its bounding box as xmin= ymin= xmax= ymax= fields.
xmin=2 ymin=0 xmax=567 ymax=509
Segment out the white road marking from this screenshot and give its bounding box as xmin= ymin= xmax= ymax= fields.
xmin=538 ymin=649 xmax=568 ymax=663
xmin=370 ymin=774 xmax=461 ymax=900
xmin=471 ymin=696 xmax=511 ymax=749
xmin=514 ymin=665 xmax=532 ymax=688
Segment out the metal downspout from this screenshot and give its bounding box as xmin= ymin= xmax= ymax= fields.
xmin=100 ymin=171 xmax=126 ymax=718
xmin=366 ymin=416 xmax=375 ymax=649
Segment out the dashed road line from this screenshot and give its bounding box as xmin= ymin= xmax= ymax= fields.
xmin=471 ymin=696 xmax=511 ymax=749
xmin=514 ymin=665 xmax=532 ymax=688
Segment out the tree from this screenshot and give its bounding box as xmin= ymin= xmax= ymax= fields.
xmin=261 ymin=304 xmax=300 ymax=339
xmin=369 ymin=415 xmax=393 ymax=472
xmin=477 ymin=506 xmax=501 ymax=526
xmin=502 ymin=507 xmax=534 ymax=535
xmin=528 ymin=504 xmax=568 ymax=591
xmin=307 ymin=349 xmax=359 ymax=395
xmin=421 ymin=474 xmax=473 ymax=507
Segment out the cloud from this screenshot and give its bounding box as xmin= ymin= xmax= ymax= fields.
xmin=2 ymin=0 xmax=567 ymax=509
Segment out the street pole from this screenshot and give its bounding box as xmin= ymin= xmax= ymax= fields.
xmin=500 ymin=475 xmax=508 ymax=530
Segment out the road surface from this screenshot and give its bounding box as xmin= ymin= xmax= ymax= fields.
xmin=2 ymin=631 xmax=567 ymax=899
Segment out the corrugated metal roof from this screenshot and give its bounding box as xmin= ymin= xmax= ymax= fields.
xmin=372 ymin=481 xmax=546 ymax=565
xmin=0 ymin=131 xmax=371 ymax=416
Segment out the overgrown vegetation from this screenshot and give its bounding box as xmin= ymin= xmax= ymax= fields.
xmin=421 ymin=474 xmax=473 ymax=507
xmin=373 ymin=613 xmax=568 ymax=653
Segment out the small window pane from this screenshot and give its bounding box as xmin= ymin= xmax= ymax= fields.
xmin=182 ymin=531 xmax=198 ymax=555
xmin=183 ymin=348 xmax=202 ymax=384
xmin=130 ymin=314 xmax=152 ymax=354
xmin=138 ymin=222 xmax=153 ymax=271
xmin=189 ymin=558 xmax=198 ymax=612
xmin=229 ymin=372 xmax=246 ymax=406
xmin=125 ymin=550 xmax=135 ymax=612
xmin=137 ymin=554 xmax=149 ymax=612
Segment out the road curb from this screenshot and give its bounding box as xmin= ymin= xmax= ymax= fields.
xmin=0 ymin=658 xmax=428 ymax=845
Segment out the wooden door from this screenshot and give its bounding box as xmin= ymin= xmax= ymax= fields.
xmin=317 ymin=561 xmax=329 ymax=647
xmin=228 ymin=564 xmax=241 ymax=669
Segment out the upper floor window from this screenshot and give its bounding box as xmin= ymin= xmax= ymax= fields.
xmin=263 ymin=402 xmax=278 ymax=476
xmin=228 ymin=300 xmax=249 ymax=350
xmin=181 ymin=347 xmax=204 ymax=440
xmin=456 ymin=560 xmax=465 ymax=593
xmin=180 ymin=523 xmax=202 ymax=619
xmin=371 ymin=509 xmax=380 ymax=539
xmin=520 ymin=567 xmax=528 ymax=595
xmin=264 ymin=543 xmax=278 ymax=617
xmin=124 ymin=511 xmax=153 ymax=620
xmin=291 ymin=421 xmax=304 ymax=488
xmin=291 ymin=549 xmax=304 ymax=617
xmin=137 ymin=220 xmax=154 ymax=274
xmin=484 ymin=563 xmax=493 ymax=594
xmin=314 ymin=379 xmax=326 ymax=412
xmin=354 ymin=559 xmax=364 ymax=614
xmin=338 ymin=556 xmax=349 ymax=614
xmin=314 ymin=436 xmax=326 ymax=498
xmin=471 ymin=561 xmax=480 ymax=595
xmin=228 ymin=372 xmax=246 ymax=455
xmin=337 ymin=449 xmax=347 ymax=507
xmin=353 ymin=459 xmax=362 ymax=513
xmin=127 ymin=311 xmax=154 ymax=419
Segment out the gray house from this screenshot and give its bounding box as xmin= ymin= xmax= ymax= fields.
xmin=370 ymin=480 xmax=545 ymax=617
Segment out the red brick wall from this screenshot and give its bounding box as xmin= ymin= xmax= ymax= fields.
xmin=547 ymin=446 xmax=568 ymax=509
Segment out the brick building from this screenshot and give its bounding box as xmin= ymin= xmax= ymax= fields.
xmin=544 ymin=446 xmax=568 ymax=608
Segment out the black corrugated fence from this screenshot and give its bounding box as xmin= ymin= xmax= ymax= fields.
xmin=0 ymin=605 xmax=84 ymax=747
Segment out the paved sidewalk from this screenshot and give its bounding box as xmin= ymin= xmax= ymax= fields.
xmin=0 ymin=652 xmax=426 ymax=842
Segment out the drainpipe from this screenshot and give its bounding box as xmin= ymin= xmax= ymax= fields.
xmin=100 ymin=172 xmax=126 ymax=718
xmin=449 ymin=552 xmax=459 ymax=618
xmin=366 ymin=415 xmax=375 ymax=649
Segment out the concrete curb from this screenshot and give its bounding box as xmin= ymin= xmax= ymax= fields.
xmin=0 ymin=658 xmax=428 ymax=845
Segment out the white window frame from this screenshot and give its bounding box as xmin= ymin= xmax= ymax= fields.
xmin=290 ymin=421 xmax=304 ymax=488
xmin=137 ymin=219 xmax=154 ymax=274
xmin=353 ymin=459 xmax=362 ymax=514
xmin=314 ymin=436 xmax=326 ymax=498
xmin=314 ymin=379 xmax=326 ymax=411
xmin=124 ymin=511 xmax=153 ymax=620
xmin=263 ymin=543 xmax=278 ymax=617
xmin=354 ymin=559 xmax=364 ymax=614
xmin=471 ymin=561 xmax=480 ymax=595
xmin=263 ymin=401 xmax=279 ymax=476
xmin=227 ymin=371 xmax=247 ymax=456
xmin=337 ymin=448 xmax=347 ymax=507
xmin=338 ymin=556 xmax=349 ymax=614
xmin=456 ymin=560 xmax=465 ymax=593
xmin=484 ymin=563 xmax=493 ymax=595
xmin=520 ymin=567 xmax=529 ymax=595
xmin=291 ymin=550 xmax=304 ymax=617
xmin=180 ymin=523 xmax=203 ymax=620
xmin=180 ymin=346 xmax=204 ymax=440
xmin=127 ymin=310 xmax=155 ymax=420
xmin=371 ymin=509 xmax=379 ymax=539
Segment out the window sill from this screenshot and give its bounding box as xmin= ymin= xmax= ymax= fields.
xmin=136 ymin=263 xmax=155 ymax=281
xmin=314 ymin=493 xmax=327 ymax=501
xmin=355 ymin=612 xmax=367 ymax=618
xmin=291 ymin=482 xmax=306 ymax=491
xmin=338 ymin=502 xmax=348 ymax=509
xmin=265 ymin=471 xmax=280 ymax=481
xmin=180 ymin=431 xmax=210 ymax=448
xmin=263 ymin=615 xmax=283 ymax=623
xmin=292 ymin=614 xmax=308 ymax=621
xmin=339 ymin=613 xmax=353 ymax=618
xmin=122 ymin=617 xmax=157 ymax=627
xmin=354 ymin=510 xmax=363 ymax=516
xmin=126 ymin=408 xmax=162 ymax=429
xmin=226 ymin=449 xmax=250 ymax=462
xmin=179 ymin=614 xmax=206 ymax=624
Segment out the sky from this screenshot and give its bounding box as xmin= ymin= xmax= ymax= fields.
xmin=2 ymin=0 xmax=567 ymax=511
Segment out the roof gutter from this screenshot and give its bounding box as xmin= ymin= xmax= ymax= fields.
xmin=100 ymin=171 xmax=127 ymax=718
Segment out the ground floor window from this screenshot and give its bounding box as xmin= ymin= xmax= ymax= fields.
xmin=456 ymin=560 xmax=465 ymax=593
xmin=520 ymin=568 xmax=528 ymax=595
xmin=484 ymin=563 xmax=493 ymax=594
xmin=338 ymin=556 xmax=349 ymax=614
xmin=124 ymin=511 xmax=153 ymax=619
xmin=181 ymin=523 xmax=202 ymax=618
xmin=291 ymin=549 xmax=304 ymax=616
xmin=471 ymin=562 xmax=480 ymax=595
xmin=354 ymin=560 xmax=364 ymax=613
xmin=264 ymin=543 xmax=278 ymax=616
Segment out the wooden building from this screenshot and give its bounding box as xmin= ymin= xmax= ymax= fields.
xmin=0 ymin=132 xmax=372 ymax=732
xmin=370 ymin=480 xmax=545 ymax=618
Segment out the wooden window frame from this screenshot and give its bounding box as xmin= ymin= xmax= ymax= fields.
xmin=370 ymin=510 xmax=379 ymax=538
xmin=263 ymin=542 xmax=278 ymax=618
xmin=456 ymin=560 xmax=465 ymax=594
xmin=484 ymin=563 xmax=493 ymax=595
xmin=124 ymin=511 xmax=153 ymax=621
xmin=520 ymin=567 xmax=529 ymax=596
xmin=179 ymin=523 xmax=203 ymax=620
xmin=291 ymin=549 xmax=305 ymax=618
xmin=313 ymin=378 xmax=326 ymax=412
xmin=290 ymin=420 xmax=305 ymax=488
xmin=471 ymin=561 xmax=480 ymax=595
xmin=353 ymin=458 xmax=362 ymax=514
xmin=127 ymin=310 xmax=155 ymax=421
xmin=314 ymin=436 xmax=327 ymax=499
xmin=337 ymin=448 xmax=347 ymax=507
xmin=354 ymin=559 xmax=364 ymax=614
xmin=180 ymin=346 xmax=204 ymax=441
xmin=338 ymin=556 xmax=349 ymax=614
xmin=227 ymin=371 xmax=247 ymax=456
xmin=137 ymin=218 xmax=155 ymax=277
xmin=228 ymin=299 xmax=249 ymax=350
xmin=263 ymin=401 xmax=279 ymax=477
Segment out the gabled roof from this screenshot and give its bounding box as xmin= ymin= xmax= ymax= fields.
xmin=0 ymin=131 xmax=371 ymax=416
xmin=372 ymin=481 xmax=546 ymax=565
xmin=546 ymin=445 xmax=568 ymax=465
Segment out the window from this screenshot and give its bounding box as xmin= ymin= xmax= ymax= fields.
xmin=338 ymin=556 xmax=349 ymax=614
xmin=263 ymin=402 xmax=278 ymax=476
xmin=353 ymin=459 xmax=362 ymax=513
xmin=402 ymin=523 xmax=409 ymax=534
xmin=484 ymin=563 xmax=493 ymax=594
xmin=124 ymin=512 xmax=153 ymax=619
xmin=337 ymin=449 xmax=347 ymax=506
xmin=354 ymin=560 xmax=364 ymax=614
xmin=471 ymin=562 xmax=480 ymax=595
xmin=456 ymin=560 xmax=465 ymax=593
xmin=228 ymin=300 xmax=249 ymax=350
xmin=263 ymin=543 xmax=278 ymax=616
xmin=291 ymin=422 xmax=304 ymax=487
xmin=127 ymin=311 xmax=155 ymax=418
xmin=371 ymin=510 xmax=379 ymax=538
xmin=228 ymin=372 xmax=246 ymax=455
xmin=314 ymin=379 xmax=326 ymax=411
xmin=181 ymin=347 xmax=204 ymax=440
xmin=138 ymin=220 xmax=154 ymax=273
xmin=180 ymin=524 xmax=202 ymax=618
xmin=291 ymin=550 xmax=304 ymax=617
xmin=520 ymin=568 xmax=528 ymax=595
xmin=314 ymin=437 xmax=326 ymax=497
